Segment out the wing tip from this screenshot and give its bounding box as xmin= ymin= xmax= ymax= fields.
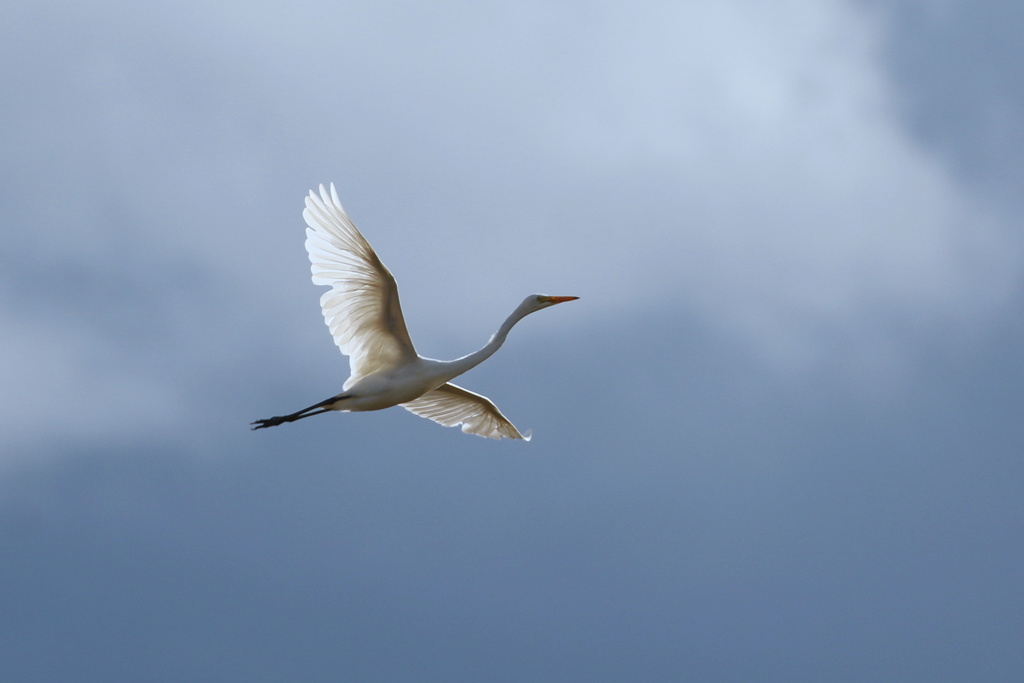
xmin=309 ymin=182 xmax=342 ymax=209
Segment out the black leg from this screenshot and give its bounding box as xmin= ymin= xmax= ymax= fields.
xmin=251 ymin=394 xmax=349 ymax=430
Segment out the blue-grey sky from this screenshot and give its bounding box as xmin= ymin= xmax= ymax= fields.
xmin=2 ymin=0 xmax=1022 ymax=680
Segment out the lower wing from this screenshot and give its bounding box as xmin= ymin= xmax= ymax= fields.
xmin=400 ymin=383 xmax=530 ymax=440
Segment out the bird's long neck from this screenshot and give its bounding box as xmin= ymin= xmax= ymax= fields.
xmin=442 ymin=304 xmax=533 ymax=380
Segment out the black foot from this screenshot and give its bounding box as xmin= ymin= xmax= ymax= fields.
xmin=250 ymin=417 xmax=284 ymax=430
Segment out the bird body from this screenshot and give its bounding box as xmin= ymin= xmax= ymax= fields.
xmin=252 ymin=184 xmax=577 ymax=439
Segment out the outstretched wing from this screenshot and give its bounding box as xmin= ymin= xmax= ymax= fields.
xmin=401 ymin=383 xmax=530 ymax=440
xmin=303 ymin=184 xmax=417 ymax=385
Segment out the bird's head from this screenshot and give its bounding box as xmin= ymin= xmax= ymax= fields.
xmin=521 ymin=294 xmax=579 ymax=313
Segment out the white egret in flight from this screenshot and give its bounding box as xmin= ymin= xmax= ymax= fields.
xmin=252 ymin=184 xmax=578 ymax=439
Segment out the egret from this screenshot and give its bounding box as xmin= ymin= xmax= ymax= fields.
xmin=252 ymin=184 xmax=578 ymax=439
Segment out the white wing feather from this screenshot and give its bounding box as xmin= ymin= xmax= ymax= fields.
xmin=401 ymin=383 xmax=530 ymax=440
xmin=303 ymin=184 xmax=417 ymax=386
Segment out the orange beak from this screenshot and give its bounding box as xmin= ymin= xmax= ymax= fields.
xmin=543 ymin=295 xmax=579 ymax=304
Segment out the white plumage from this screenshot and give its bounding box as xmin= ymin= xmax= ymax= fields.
xmin=253 ymin=184 xmax=577 ymax=439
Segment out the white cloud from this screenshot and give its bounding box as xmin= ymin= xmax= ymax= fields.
xmin=410 ymin=0 xmax=1022 ymax=376
xmin=1 ymin=0 xmax=1020 ymax=462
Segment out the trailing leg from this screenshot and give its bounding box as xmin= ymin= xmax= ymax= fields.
xmin=251 ymin=394 xmax=349 ymax=430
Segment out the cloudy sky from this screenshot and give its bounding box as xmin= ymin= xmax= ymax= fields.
xmin=2 ymin=0 xmax=1022 ymax=680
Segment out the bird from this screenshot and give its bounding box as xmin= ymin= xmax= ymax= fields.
xmin=251 ymin=183 xmax=578 ymax=440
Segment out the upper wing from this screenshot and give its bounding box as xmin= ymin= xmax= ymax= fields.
xmin=401 ymin=383 xmax=530 ymax=440
xmin=303 ymin=184 xmax=417 ymax=384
